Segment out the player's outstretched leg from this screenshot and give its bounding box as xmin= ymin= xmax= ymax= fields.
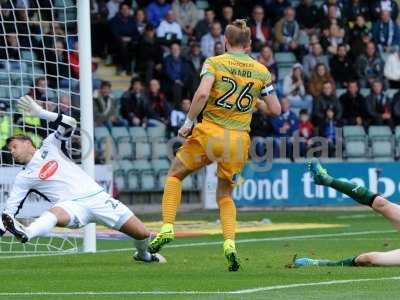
xmin=308 ymin=159 xmax=400 ymax=229
xmin=1 ymin=213 xmax=29 ymax=243
xmin=295 ymin=249 xmax=400 ymax=267
xmin=308 ymin=158 xmax=377 ymax=206
xmin=294 ymin=256 xmax=357 ymax=267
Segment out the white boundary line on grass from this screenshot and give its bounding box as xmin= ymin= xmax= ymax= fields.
xmin=1 ymin=276 xmax=400 ymax=296
xmin=0 ymin=229 xmax=396 ymax=259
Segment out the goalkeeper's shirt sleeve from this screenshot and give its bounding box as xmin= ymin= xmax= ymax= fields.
xmin=3 ymin=173 xmax=33 ymax=217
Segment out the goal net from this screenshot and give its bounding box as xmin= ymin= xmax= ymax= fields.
xmin=0 ymin=0 xmax=95 ymax=256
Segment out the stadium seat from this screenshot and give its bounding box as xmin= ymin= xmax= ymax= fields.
xmin=360 ymin=88 xmax=369 ymax=97
xmin=147 ymin=126 xmax=167 ymax=141
xmin=371 ymin=140 xmax=393 ymax=160
xmin=151 ymin=141 xmax=170 ymax=159
xmin=114 ymin=169 xmax=127 ymax=191
xmin=0 ymin=87 xmax=9 ymax=99
xmin=343 ymin=126 xmax=366 ymax=140
xmin=344 ymin=140 xmax=368 ymax=159
xmin=336 ymin=89 xmax=346 ymax=98
xmin=0 ymin=71 xmax=10 ymax=85
xmin=182 ymin=174 xmax=196 ymax=191
xmin=141 ymin=170 xmax=157 ymax=190
xmin=157 ymin=169 xmax=169 ymax=189
xmin=126 ymin=169 xmax=140 ymax=191
xmin=275 ymin=52 xmax=296 ymax=66
xmin=278 ymin=66 xmax=292 ymax=80
xmin=111 ymin=127 xmax=130 ymax=142
xmin=129 ymin=127 xmax=147 ymax=142
xmin=132 ymin=159 xmax=152 ymax=171
xmin=21 ymin=51 xmax=37 ymax=61
xmin=368 ymin=126 xmax=392 ymax=140
xmin=151 ymin=159 xmax=170 ymax=173
xmin=117 ymin=140 xmax=134 ymax=160
xmin=386 ymin=89 xmax=397 ymax=99
xmin=134 ymin=142 xmax=151 ymax=159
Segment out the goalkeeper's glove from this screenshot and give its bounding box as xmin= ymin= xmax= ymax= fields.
xmin=17 ymin=95 xmax=57 ymax=122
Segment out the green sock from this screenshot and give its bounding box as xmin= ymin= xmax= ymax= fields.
xmin=318 ymin=256 xmax=357 ymax=267
xmin=329 ymin=178 xmax=377 ymax=206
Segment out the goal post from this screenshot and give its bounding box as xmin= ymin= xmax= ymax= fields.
xmin=77 ymin=0 xmax=96 ymax=253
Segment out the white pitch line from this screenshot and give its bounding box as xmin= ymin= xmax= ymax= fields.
xmin=1 ymin=276 xmax=400 ymax=297
xmin=0 ymin=229 xmax=396 ymax=260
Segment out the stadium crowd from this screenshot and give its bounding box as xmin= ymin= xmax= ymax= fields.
xmin=89 ymin=0 xmax=400 ymax=159
xmin=3 ymin=0 xmax=400 ymax=160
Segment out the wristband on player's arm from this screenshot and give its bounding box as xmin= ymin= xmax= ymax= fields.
xmin=183 ymin=118 xmax=194 ymax=129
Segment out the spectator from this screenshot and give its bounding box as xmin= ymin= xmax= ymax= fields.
xmin=214 ymin=41 xmax=225 ymax=56
xmin=320 ymin=4 xmax=345 ymax=30
xmin=296 ymin=0 xmax=319 ymax=35
xmin=270 ymin=98 xmax=299 ymax=159
xmin=312 ymin=81 xmax=342 ymax=129
xmin=355 ymin=41 xmax=385 ymax=88
xmin=0 ymin=101 xmax=10 ymax=151
xmin=194 ymin=9 xmax=215 ymax=41
xmin=348 ymin=15 xmax=372 ymax=58
xmin=147 ymin=79 xmax=171 ymax=127
xmin=298 ymin=109 xmax=314 ymax=157
xmin=163 ymin=42 xmax=190 ymax=105
xmin=249 ymin=5 xmax=271 ymax=52
xmin=28 ymin=77 xmax=48 ymax=102
xmin=172 ymin=0 xmax=198 ymax=38
xmin=266 ymin=0 xmax=291 ymax=25
xmin=200 ymin=21 xmax=224 ymax=58
xmin=146 ymin=0 xmax=172 ymax=27
xmin=302 ymin=42 xmax=330 ymax=79
xmin=187 ymin=42 xmax=205 ymax=95
xmin=384 ymin=49 xmax=400 ymax=88
xmin=273 ymin=7 xmax=301 ymax=55
xmin=120 ymin=78 xmax=149 ymax=126
xmin=365 ymin=79 xmax=393 ymax=126
xmin=338 ymin=80 xmax=366 ymax=125
xmin=320 ymin=23 xmax=345 ymax=55
xmin=219 ymin=5 xmax=234 ymax=30
xmin=283 ymin=63 xmax=312 ymax=113
xmin=308 ymin=63 xmax=335 ymax=98
xmin=371 ymin=0 xmax=399 ymax=21
xmin=106 ymin=0 xmax=122 ymax=20
xmin=136 ymin=24 xmax=164 ymax=83
xmin=330 ymin=44 xmax=355 ymax=88
xmin=59 ymin=95 xmax=80 ymax=121
xmin=156 ymin=10 xmax=183 ymax=46
xmin=347 ymin=0 xmax=370 ymax=22
xmin=134 ymin=8 xmax=148 ymax=35
xmin=322 ymin=108 xmax=341 ymax=157
xmin=372 ymin=10 xmax=400 ymax=54
xmin=258 ymin=45 xmax=278 ymax=81
xmin=109 ymin=3 xmax=140 ymax=75
xmin=93 ymin=81 xmax=126 ymax=127
xmin=318 ymin=0 xmax=344 ymax=22
xmin=170 ymin=98 xmax=191 ymax=136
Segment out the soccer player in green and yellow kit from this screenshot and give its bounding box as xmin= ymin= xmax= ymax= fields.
xmin=148 ymin=19 xmax=281 ymax=271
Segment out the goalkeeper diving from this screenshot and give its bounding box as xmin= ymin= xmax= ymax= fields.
xmin=0 ymin=95 xmax=165 ymax=263
xmin=295 ymin=159 xmax=400 ymax=267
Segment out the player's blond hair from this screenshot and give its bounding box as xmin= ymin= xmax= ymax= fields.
xmin=225 ymin=19 xmax=251 ymax=48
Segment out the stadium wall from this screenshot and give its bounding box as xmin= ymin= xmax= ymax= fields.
xmin=204 ymin=162 xmax=400 ymax=209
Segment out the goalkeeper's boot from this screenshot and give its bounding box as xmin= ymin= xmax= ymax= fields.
xmin=294 ymin=257 xmax=321 ymax=267
xmin=148 ymin=223 xmax=175 ymax=254
xmin=1 ymin=214 xmax=28 ymax=243
xmin=0 ymin=228 xmax=4 ymax=237
xmin=134 ymin=252 xmax=167 ymax=263
xmin=223 ymin=239 xmax=240 ymax=272
xmin=307 ymin=158 xmax=333 ymax=186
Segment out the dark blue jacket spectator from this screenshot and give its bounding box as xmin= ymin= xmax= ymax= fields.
xmin=270 ymin=99 xmax=299 ymax=137
xmin=372 ymin=11 xmax=400 ymax=53
xmin=164 ymin=53 xmax=189 ymax=82
xmin=147 ymin=0 xmax=172 ymax=27
xmin=265 ymin=0 xmax=291 ymax=25
xmin=110 ymin=12 xmax=140 ymax=42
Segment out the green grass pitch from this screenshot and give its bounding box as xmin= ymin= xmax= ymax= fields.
xmin=1 ymin=210 xmax=400 ymax=300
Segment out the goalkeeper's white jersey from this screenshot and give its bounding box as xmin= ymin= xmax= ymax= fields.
xmin=4 ymin=133 xmax=104 ymax=216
